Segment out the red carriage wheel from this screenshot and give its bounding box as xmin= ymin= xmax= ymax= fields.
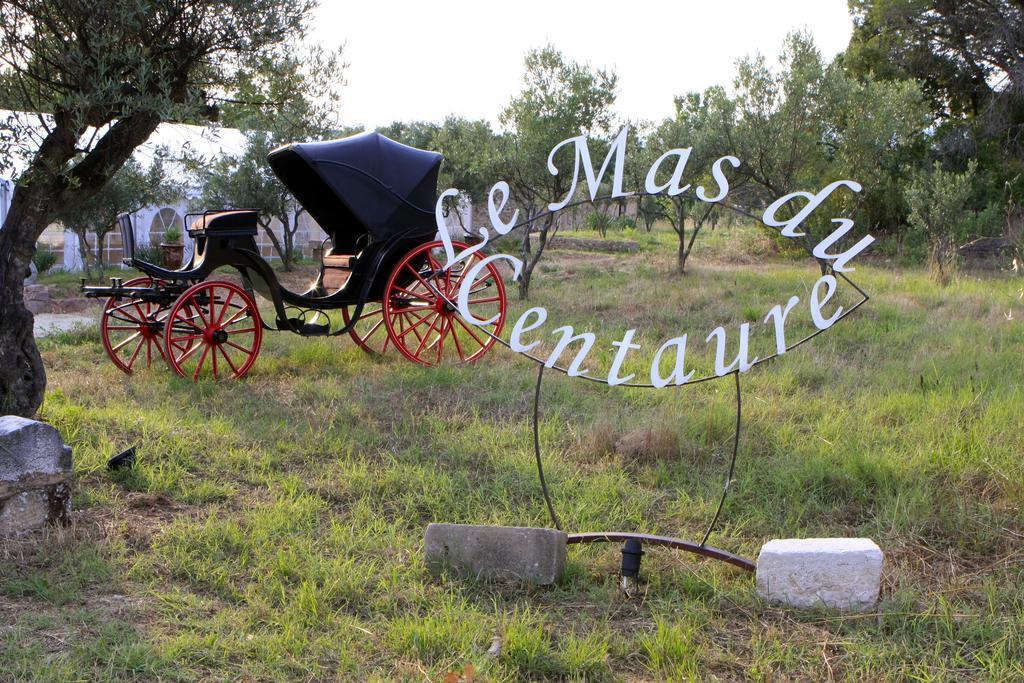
xmin=100 ymin=276 xmax=169 ymax=374
xmin=341 ymin=303 xmax=391 ymax=355
xmin=382 ymin=240 xmax=507 ymax=366
xmin=163 ymin=280 xmax=263 ymax=381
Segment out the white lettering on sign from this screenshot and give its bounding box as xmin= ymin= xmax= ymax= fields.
xmin=432 ymin=125 xmax=872 ymax=387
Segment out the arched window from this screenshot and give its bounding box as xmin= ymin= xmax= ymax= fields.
xmin=149 ymin=207 xmax=183 ymax=244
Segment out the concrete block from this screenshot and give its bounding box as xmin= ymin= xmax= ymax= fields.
xmin=23 ymin=284 xmax=51 ymax=314
xmin=23 ymin=284 xmax=49 ymax=301
xmin=0 ymin=416 xmax=72 ymax=535
xmin=425 ymin=523 xmax=566 ymax=585
xmin=756 ymin=538 xmax=882 ymax=612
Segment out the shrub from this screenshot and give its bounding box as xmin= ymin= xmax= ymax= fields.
xmin=32 ymin=248 xmax=57 ymax=274
xmin=905 ymin=160 xmax=977 ymax=284
xmin=610 ymin=215 xmax=636 ymax=231
xmin=163 ymin=226 xmax=183 ymax=243
xmin=134 ymin=245 xmax=165 ymax=267
xmin=584 ymin=210 xmax=612 ymax=237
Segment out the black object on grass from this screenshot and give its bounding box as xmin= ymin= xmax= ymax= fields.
xmin=107 ymin=446 xmax=137 ymax=471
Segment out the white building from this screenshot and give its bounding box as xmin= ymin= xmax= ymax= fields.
xmin=0 ymin=178 xmax=11 ymax=228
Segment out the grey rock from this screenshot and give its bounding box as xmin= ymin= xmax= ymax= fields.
xmin=425 ymin=523 xmax=567 ymax=585
xmin=0 ymin=416 xmax=72 ymax=535
xmin=756 ymin=538 xmax=883 ymax=612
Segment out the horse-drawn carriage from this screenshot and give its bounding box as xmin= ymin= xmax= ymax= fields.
xmin=82 ymin=132 xmax=508 ymax=379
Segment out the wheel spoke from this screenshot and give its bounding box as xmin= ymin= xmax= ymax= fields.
xmin=177 ymin=339 xmax=207 ymax=363
xmin=192 ymin=344 xmax=211 ymax=380
xmin=392 ymin=284 xmax=434 ymax=301
xmin=395 ymin=310 xmax=436 ymax=340
xmin=215 ymin=290 xmax=235 ymax=326
xmin=225 ymin=339 xmax=253 ymax=354
xmin=434 ymin=317 xmax=448 ymax=363
xmin=218 ymin=346 xmax=240 ymax=375
xmin=453 ymin=315 xmax=487 ymax=349
xmin=405 ymin=263 xmax=440 ymax=296
xmin=125 ymin=337 xmax=145 ymax=369
xmin=413 ymin=314 xmax=442 ymax=357
xmin=112 ymin=331 xmax=142 ymax=352
xmin=450 ymin=318 xmax=467 ymax=361
xmin=360 ymin=318 xmax=384 ymax=342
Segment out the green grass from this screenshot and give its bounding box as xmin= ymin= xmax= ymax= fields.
xmin=6 ymin=223 xmax=1024 ymax=680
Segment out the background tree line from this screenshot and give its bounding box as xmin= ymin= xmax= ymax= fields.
xmin=376 ymin=1 xmax=1021 ymax=282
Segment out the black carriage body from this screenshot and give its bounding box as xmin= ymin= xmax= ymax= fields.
xmin=268 ymin=132 xmax=443 ymax=306
xmin=85 ymin=132 xmax=444 ymax=333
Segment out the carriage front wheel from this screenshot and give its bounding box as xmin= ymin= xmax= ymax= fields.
xmin=100 ymin=276 xmax=170 ymax=374
xmin=163 ymin=280 xmax=263 ymax=381
xmin=382 ymin=240 xmax=507 ymax=366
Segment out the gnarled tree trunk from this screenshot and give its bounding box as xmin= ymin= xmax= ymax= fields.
xmin=0 ymin=195 xmax=50 ymax=416
xmin=0 ymin=113 xmax=162 ymax=417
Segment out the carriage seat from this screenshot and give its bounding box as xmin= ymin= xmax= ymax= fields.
xmin=323 ymin=254 xmax=355 ymax=269
xmin=189 ymin=210 xmax=259 ymax=237
xmin=322 ymin=252 xmax=355 ymax=291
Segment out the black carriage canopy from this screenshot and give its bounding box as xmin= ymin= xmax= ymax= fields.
xmin=267 ymin=132 xmax=443 ymax=253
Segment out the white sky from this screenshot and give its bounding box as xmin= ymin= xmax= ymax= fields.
xmin=312 ymin=0 xmax=853 ymax=130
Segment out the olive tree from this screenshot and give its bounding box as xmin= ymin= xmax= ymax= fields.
xmin=59 ymin=157 xmax=172 ymax=278
xmin=0 ymin=0 xmax=312 ymax=417
xmin=906 ymin=160 xmax=978 ymax=283
xmin=650 ymin=87 xmax=737 ymax=273
xmin=498 ymin=45 xmax=617 ymax=299
xmin=199 ymin=44 xmax=345 ymax=270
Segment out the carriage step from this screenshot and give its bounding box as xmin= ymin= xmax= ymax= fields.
xmin=298 ymin=321 xmax=331 ymax=336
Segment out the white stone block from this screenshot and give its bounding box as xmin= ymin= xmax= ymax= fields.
xmin=756 ymin=538 xmax=882 ymax=612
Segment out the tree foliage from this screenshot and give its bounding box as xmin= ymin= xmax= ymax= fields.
xmin=197 ymin=43 xmax=345 ymax=270
xmin=498 ymin=44 xmax=617 ymax=299
xmin=0 ymin=0 xmax=313 ymax=417
xmin=845 ymin=1 xmax=1024 ymax=187
xmin=906 ymin=160 xmax=978 ymax=281
xmin=60 ymin=157 xmax=173 ymax=277
xmin=649 ymin=87 xmax=737 ymax=273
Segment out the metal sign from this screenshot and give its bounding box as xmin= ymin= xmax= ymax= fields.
xmin=432 ymin=125 xmax=872 ymax=571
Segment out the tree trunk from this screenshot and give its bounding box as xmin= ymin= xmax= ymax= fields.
xmin=75 ymin=230 xmax=93 ymax=279
xmin=0 ymin=113 xmax=162 ymax=417
xmin=518 ymin=224 xmax=533 ymax=300
xmin=260 ymin=218 xmax=288 ymax=270
xmin=0 ymin=199 xmax=49 ymax=417
xmin=282 ymin=214 xmax=295 ymax=272
xmin=518 ymin=210 xmax=551 ymax=301
xmin=95 ymin=230 xmax=110 ymax=272
xmin=675 ymin=203 xmax=688 ymax=274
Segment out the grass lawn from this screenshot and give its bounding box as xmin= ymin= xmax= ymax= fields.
xmin=3 ymin=224 xmax=1024 ymax=681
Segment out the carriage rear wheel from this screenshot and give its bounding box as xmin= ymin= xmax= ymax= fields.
xmin=382 ymin=240 xmax=507 ymax=366
xmin=342 ymin=303 xmax=390 ymax=355
xmin=163 ymin=280 xmax=263 ymax=381
xmin=100 ymin=276 xmax=169 ymax=374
